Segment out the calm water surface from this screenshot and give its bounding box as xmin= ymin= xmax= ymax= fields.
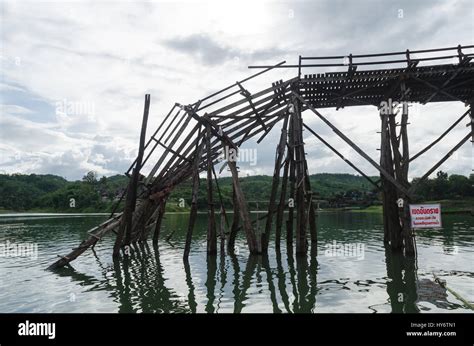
xmin=0 ymin=212 xmax=472 ymax=313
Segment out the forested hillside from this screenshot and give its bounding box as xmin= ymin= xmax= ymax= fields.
xmin=0 ymin=171 xmax=472 ymax=212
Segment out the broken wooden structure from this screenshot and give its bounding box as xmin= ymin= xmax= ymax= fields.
xmin=48 ymin=44 xmax=474 ymax=270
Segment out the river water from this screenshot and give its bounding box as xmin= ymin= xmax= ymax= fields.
xmin=0 ymin=212 xmax=472 ymax=313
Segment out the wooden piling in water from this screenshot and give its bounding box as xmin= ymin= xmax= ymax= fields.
xmin=227 ymin=185 xmax=240 ymax=254
xmin=113 ymin=94 xmax=150 ymax=257
xmin=275 ymin=157 xmax=289 ymax=250
xmin=286 ymin=113 xmax=296 ymax=249
xmin=152 ymin=200 xmax=166 ymax=245
xmin=263 ymin=114 xmax=289 ymax=252
xmin=183 ymin=128 xmax=206 ymax=260
xmin=380 ymin=110 xmax=403 ymax=251
xmin=227 ymin=158 xmax=259 ymax=254
xmin=206 ymin=125 xmax=217 ymax=255
xmin=293 ymin=99 xmax=307 ymax=255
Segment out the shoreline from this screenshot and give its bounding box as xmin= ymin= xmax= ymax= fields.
xmin=1 ymin=208 xmax=472 ymax=216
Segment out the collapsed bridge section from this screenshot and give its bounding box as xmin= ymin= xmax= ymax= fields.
xmin=48 ymin=44 xmax=474 ymax=270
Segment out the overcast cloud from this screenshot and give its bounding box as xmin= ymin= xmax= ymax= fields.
xmin=0 ymin=0 xmax=473 ymax=180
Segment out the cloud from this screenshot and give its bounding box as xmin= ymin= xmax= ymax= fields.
xmin=0 ymin=0 xmax=472 ymax=181
xmin=164 ymin=33 xmax=288 ymax=66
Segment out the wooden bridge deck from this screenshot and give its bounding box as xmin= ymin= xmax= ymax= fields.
xmin=301 ymin=62 xmax=474 ymax=109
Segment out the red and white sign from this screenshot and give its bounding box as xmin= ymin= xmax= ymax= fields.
xmin=409 ymin=204 xmax=442 ymax=229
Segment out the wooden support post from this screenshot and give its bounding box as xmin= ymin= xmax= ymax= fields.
xmin=227 ymin=158 xmax=259 ymax=254
xmin=380 ymin=109 xmax=403 ymax=251
xmin=219 ymin=206 xmax=226 ymax=256
xmin=262 ymin=115 xmax=289 ymax=251
xmin=469 ymin=103 xmax=474 ymax=143
xmin=152 ymin=200 xmax=166 ymax=245
xmin=137 ymin=200 xmax=156 ymax=242
xmin=275 ymin=157 xmax=289 ymax=250
xmin=113 ymin=94 xmax=150 ymax=257
xmin=294 ymin=92 xmax=413 ymax=198
xmin=206 ymin=125 xmax=217 ymax=255
xmin=397 ymin=88 xmax=416 ymax=256
xmin=293 ymin=99 xmax=307 ymax=255
xmin=287 ymin=114 xmax=296 ymax=249
xmin=470 ymin=104 xmax=474 ymax=150
xmin=227 ymin=185 xmax=240 ymax=253
xmin=304 ymin=159 xmax=317 ymax=249
xmin=183 ymin=129 xmax=206 ymax=260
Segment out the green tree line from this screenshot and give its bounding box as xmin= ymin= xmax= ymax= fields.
xmin=0 ymin=171 xmax=472 ymax=212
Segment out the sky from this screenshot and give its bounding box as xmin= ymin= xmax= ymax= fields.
xmin=0 ymin=0 xmax=473 ymax=181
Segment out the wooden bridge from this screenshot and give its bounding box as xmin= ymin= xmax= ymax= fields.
xmin=48 ymin=44 xmax=474 ymax=270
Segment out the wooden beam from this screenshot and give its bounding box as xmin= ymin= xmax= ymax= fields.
xmin=409 ymin=109 xmax=470 ymax=162
xmin=227 ymin=158 xmax=259 ymax=254
xmin=114 ymin=94 xmax=150 ymax=256
xmin=206 ymin=124 xmax=217 ymax=255
xmin=183 ymin=128 xmax=206 ymax=260
xmin=275 ymin=157 xmax=289 ymax=250
xmin=409 ymin=131 xmax=473 ymax=194
xmin=227 ymin=185 xmax=240 ymax=254
xmin=292 ymin=99 xmax=307 ymax=254
xmin=303 ymin=123 xmax=380 ymax=189
xmin=293 ymin=91 xmax=413 ymax=198
xmin=262 ymin=114 xmax=289 ymax=251
xmin=152 ymin=200 xmax=166 ymax=245
xmin=286 ymin=114 xmax=296 ymax=248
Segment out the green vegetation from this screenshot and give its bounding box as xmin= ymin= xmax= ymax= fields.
xmin=0 ymin=172 xmax=127 ymax=213
xmin=0 ymin=171 xmax=472 ymax=214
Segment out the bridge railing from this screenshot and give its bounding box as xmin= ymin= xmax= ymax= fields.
xmin=248 ymin=44 xmax=474 ymax=72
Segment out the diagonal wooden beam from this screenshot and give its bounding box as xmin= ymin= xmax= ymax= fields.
xmin=303 ymin=122 xmax=380 ymax=189
xmin=293 ymin=91 xmax=413 ymax=198
xmin=409 ymin=131 xmax=473 ymax=194
xmin=410 ymin=109 xmax=471 ymax=162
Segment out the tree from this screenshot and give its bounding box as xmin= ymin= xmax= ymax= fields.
xmin=448 ymin=174 xmax=472 ymax=198
xmin=82 ymin=171 xmax=98 ymax=185
xmin=433 ymin=170 xmax=449 ymax=199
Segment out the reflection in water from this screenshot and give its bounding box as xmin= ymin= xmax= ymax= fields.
xmin=55 ymin=245 xmax=322 ymax=313
xmin=205 ymin=255 xmax=217 ymax=313
xmin=56 ymin=243 xmax=458 ymax=313
xmin=384 ymin=247 xmax=419 ymax=313
xmin=261 ymin=254 xmax=281 ymax=313
xmin=1 ymin=213 xmax=472 ymax=313
xmin=183 ymin=258 xmax=197 ymax=313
